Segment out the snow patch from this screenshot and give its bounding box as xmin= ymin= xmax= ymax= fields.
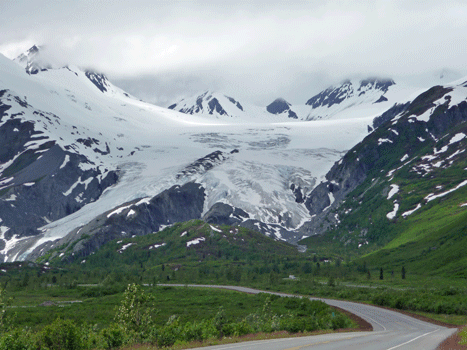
xmin=186 ymin=237 xmax=205 ymax=247
xmin=62 ymin=176 xmax=94 ymax=196
xmin=400 ymin=154 xmax=409 ymax=162
xmin=209 ymin=225 xmax=222 ymax=232
xmin=386 ymin=202 xmax=399 ymax=219
xmin=4 ymin=194 xmax=17 ymax=202
xmin=107 ymin=205 xmax=132 ymax=218
xmin=135 ymin=197 xmax=151 ymax=206
xmin=402 ymin=203 xmax=422 ymax=217
xmin=180 ymin=231 xmax=187 ymax=237
xmin=378 ymin=138 xmax=393 ymax=145
xmin=434 ymin=146 xmax=448 ymax=154
xmin=149 ymin=243 xmax=166 ymax=249
xmin=60 ymin=155 xmax=70 ymax=169
xmin=447 ymin=149 xmax=465 ymax=160
xmin=118 ymin=242 xmax=135 ymax=253
xmin=387 ymin=184 xmax=399 ymax=200
xmin=425 ymin=180 xmax=467 ymax=202
xmin=449 ymin=133 xmax=466 ymax=145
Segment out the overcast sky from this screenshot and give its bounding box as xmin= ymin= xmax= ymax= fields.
xmin=1 ymin=0 xmax=467 ymax=106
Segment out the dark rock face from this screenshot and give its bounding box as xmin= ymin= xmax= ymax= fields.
xmin=85 ymin=71 xmax=110 ymax=93
xmin=177 ymin=150 xmax=231 ymax=179
xmin=306 ymin=81 xmax=352 ymax=108
xmin=207 ymin=98 xmax=227 ymax=116
xmin=225 ymin=96 xmax=244 ymax=111
xmin=288 ymin=110 xmax=298 ymax=119
xmin=372 ymin=103 xmax=409 ymax=129
xmin=290 ymin=184 xmax=304 ymax=203
xmin=202 ymin=202 xmax=302 ymax=243
xmin=203 ymin=202 xmax=250 ymax=226
xmin=0 ymin=90 xmax=119 ymax=261
xmin=267 ymin=98 xmax=291 ymax=114
xmin=0 ymin=143 xmax=118 ymax=241
xmin=37 ymin=182 xmax=206 ymax=262
xmin=266 ymin=98 xmax=298 ymax=119
xmin=374 ymin=95 xmax=388 ymax=103
xmin=358 ymin=78 xmax=394 ymax=94
xmin=14 ymin=45 xmax=52 ymax=75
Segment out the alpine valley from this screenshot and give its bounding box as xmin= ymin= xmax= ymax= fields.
xmin=1 ymin=45 xmax=467 ymax=281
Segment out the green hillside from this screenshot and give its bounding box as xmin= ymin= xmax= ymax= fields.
xmin=37 ymin=220 xmax=310 ymax=285
xmin=300 ymin=91 xmax=467 ymax=280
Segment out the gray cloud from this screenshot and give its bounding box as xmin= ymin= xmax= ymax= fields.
xmin=1 ymin=1 xmax=467 ymax=105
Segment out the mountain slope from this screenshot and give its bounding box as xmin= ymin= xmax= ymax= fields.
xmin=299 ymin=79 xmax=467 ymax=277
xmin=0 ymin=48 xmax=375 ymax=261
xmin=37 ymin=219 xmax=299 ymax=266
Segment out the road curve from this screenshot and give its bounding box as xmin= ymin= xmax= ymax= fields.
xmin=158 ymin=284 xmax=456 ymax=350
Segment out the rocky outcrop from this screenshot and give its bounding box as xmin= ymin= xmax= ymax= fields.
xmin=266 ymin=98 xmax=298 ymax=119
xmin=30 ymin=182 xmax=206 ymax=262
xmin=203 ymin=202 xmax=250 ymax=226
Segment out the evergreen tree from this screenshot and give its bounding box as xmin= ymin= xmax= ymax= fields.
xmin=401 ymin=266 xmax=406 ymax=279
xmin=379 ymin=268 xmax=383 ymax=280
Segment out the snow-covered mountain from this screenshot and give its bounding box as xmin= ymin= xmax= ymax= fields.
xmin=0 ymin=46 xmax=375 ymax=262
xmin=167 ymin=78 xmax=423 ymax=122
xmin=304 ymin=78 xmax=395 ymax=120
xmin=170 ymin=76 xmax=461 ymax=124
xmin=168 ymin=90 xmax=301 ymax=122
xmin=2 ymin=45 xmax=465 ymax=264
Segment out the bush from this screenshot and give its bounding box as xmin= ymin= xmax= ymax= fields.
xmin=231 ymin=320 xmax=254 ymax=337
xmin=101 ymin=323 xmax=126 ymax=349
xmin=39 ymin=318 xmax=84 ymax=350
xmin=0 ymin=328 xmax=36 ymax=350
xmin=156 ymin=316 xmax=181 ymax=348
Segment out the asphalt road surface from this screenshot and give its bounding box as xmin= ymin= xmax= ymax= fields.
xmin=159 ymin=284 xmax=456 ymax=350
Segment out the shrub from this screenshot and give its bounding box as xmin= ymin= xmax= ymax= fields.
xmin=0 ymin=328 xmax=36 ymax=350
xmin=114 ymin=283 xmax=154 ymax=341
xmin=156 ymin=315 xmax=181 ymax=348
xmin=101 ymin=323 xmax=126 ymax=349
xmin=39 ymin=318 xmax=84 ymax=350
xmin=231 ymin=320 xmax=254 ymax=337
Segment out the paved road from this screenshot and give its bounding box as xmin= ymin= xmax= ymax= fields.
xmin=158 ymin=284 xmax=456 ymax=350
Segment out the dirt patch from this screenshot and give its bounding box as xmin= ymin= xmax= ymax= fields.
xmin=437 ymin=329 xmax=467 ymax=350
xmin=39 ymin=301 xmax=57 ymax=307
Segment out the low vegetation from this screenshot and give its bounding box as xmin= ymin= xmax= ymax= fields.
xmin=0 ymin=284 xmax=353 ymax=349
xmin=0 ymin=219 xmax=465 ymax=348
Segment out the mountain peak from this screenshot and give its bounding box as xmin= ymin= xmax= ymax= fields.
xmin=168 ymin=90 xmax=245 ymax=117
xmin=266 ymin=98 xmax=291 ymax=114
xmin=305 ymin=77 xmax=395 ymax=110
xmin=14 ymin=44 xmax=52 ymax=75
